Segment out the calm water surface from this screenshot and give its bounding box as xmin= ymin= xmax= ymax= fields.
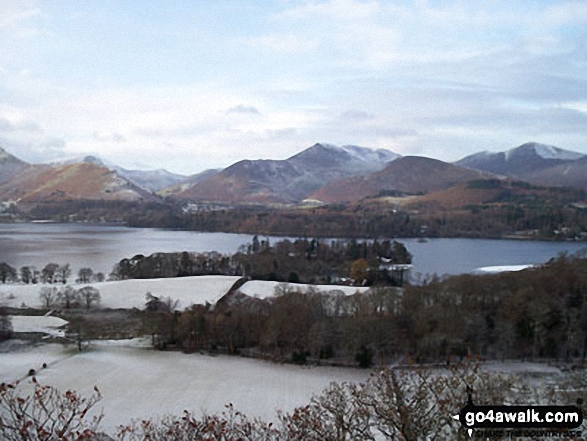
xmin=0 ymin=223 xmax=585 ymax=277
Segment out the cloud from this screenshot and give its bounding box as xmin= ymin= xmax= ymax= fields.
xmin=226 ymin=105 xmax=260 ymax=115
xmin=0 ymin=135 xmax=68 ymax=163
xmin=237 ymin=35 xmax=317 ymax=54
xmin=93 ymin=131 xmax=127 ymax=143
xmin=340 ymin=110 xmax=374 ymax=121
xmin=264 ymin=128 xmax=297 ymax=140
xmin=1 ymin=1 xmax=586 ymax=173
xmin=0 ymin=0 xmax=40 ymax=33
xmin=0 ymin=117 xmax=42 ymax=133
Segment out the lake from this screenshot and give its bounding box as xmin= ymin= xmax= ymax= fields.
xmin=0 ymin=223 xmax=585 ymax=278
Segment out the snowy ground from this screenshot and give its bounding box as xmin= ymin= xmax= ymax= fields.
xmin=0 ymin=341 xmax=369 ymax=433
xmin=237 ymin=280 xmax=369 ymax=299
xmin=11 ymin=315 xmax=68 ymax=338
xmin=0 ymin=276 xmax=370 ymax=310
xmin=0 ymin=276 xmax=243 ymax=310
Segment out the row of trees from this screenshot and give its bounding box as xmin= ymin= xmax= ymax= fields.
xmin=0 ymin=263 xmax=105 ymax=285
xmin=110 ymin=237 xmax=411 ymax=286
xmin=141 ymin=254 xmax=587 ymax=364
xmin=39 ymin=286 xmax=101 ymax=309
xmin=1 ymin=362 xmax=585 ymax=440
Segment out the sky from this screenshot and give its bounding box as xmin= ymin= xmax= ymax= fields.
xmin=0 ymin=0 xmax=586 ymax=175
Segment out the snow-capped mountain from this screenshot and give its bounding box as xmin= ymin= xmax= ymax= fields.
xmin=0 ymin=151 xmax=155 ymax=203
xmin=54 ymin=155 xmax=188 ymax=192
xmin=172 ymin=143 xmax=400 ymax=203
xmin=457 ymin=142 xmax=587 ymax=190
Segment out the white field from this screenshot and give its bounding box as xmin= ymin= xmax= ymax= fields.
xmin=238 ymin=280 xmax=369 ymax=299
xmin=0 ymin=276 xmax=370 ymax=310
xmin=0 ymin=276 xmax=243 ymax=310
xmin=11 ymin=315 xmax=68 ymax=338
xmin=0 ymin=341 xmax=369 ymax=433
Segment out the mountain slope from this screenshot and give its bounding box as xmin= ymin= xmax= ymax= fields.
xmin=521 ymin=156 xmax=587 ymax=190
xmin=173 ymin=143 xmax=399 ymax=203
xmin=310 ymin=156 xmax=487 ymax=203
xmin=113 ymin=167 xmax=187 ymax=192
xmin=61 ymin=155 xmax=188 ymax=192
xmin=0 ymin=147 xmax=30 ymax=184
xmin=158 ymin=168 xmax=223 ymax=196
xmin=0 ymin=161 xmax=156 ymax=202
xmin=457 ymin=142 xmax=586 ymax=188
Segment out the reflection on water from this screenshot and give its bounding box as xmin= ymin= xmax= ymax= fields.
xmin=0 ymin=223 xmax=585 ymax=278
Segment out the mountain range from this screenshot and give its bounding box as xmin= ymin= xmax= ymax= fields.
xmin=171 ymin=143 xmax=399 ymax=203
xmin=0 ymin=141 xmax=585 ymax=206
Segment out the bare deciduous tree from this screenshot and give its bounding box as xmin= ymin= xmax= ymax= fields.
xmin=39 ymin=286 xmax=59 ymax=308
xmin=77 ymin=267 xmax=94 ymax=284
xmin=57 ymin=286 xmax=80 ymax=309
xmin=79 ymin=286 xmax=101 ymax=309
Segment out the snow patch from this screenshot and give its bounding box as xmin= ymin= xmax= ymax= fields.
xmin=11 ymin=316 xmax=68 ymax=337
xmin=475 ymin=265 xmax=534 ymax=274
xmin=238 ymin=280 xmax=369 ymax=299
xmin=533 ymin=143 xmax=584 ymax=160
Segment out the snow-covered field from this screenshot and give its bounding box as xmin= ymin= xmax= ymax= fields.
xmin=0 ymin=276 xmax=243 ymax=310
xmin=237 ymin=280 xmax=369 ymax=299
xmin=0 ymin=341 xmax=369 ymax=433
xmin=0 ymin=276 xmax=370 ymax=310
xmin=11 ymin=315 xmax=68 ymax=338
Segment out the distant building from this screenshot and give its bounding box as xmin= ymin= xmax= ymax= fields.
xmin=378 ymin=258 xmax=412 ymax=286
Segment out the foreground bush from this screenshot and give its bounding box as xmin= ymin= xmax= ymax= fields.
xmin=0 ymin=379 xmax=103 ymax=440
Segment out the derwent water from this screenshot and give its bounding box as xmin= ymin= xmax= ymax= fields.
xmin=0 ymin=223 xmax=585 ymax=278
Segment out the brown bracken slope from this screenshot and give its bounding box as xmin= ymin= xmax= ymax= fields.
xmin=0 ymin=162 xmax=154 ymax=202
xmin=310 ymin=156 xmax=486 ymax=203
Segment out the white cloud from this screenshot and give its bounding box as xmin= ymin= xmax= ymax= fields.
xmin=0 ymin=0 xmax=40 ymax=33
xmin=0 ymin=1 xmax=586 ymax=172
xmin=237 ymin=35 xmax=317 ymax=54
xmin=226 ymin=105 xmax=261 ymax=115
xmin=93 ymin=131 xmax=127 ymax=143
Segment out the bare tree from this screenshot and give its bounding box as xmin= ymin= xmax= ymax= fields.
xmin=57 ymin=286 xmax=80 ymax=309
xmin=0 ymin=263 xmax=17 ymax=284
xmin=57 ymin=263 xmax=71 ymax=284
xmin=79 ymin=286 xmax=101 ymax=309
xmin=77 ymin=267 xmax=94 ymax=284
xmin=39 ymin=286 xmax=59 ymax=308
xmin=41 ymin=263 xmax=59 ymax=284
xmin=20 ymin=266 xmax=33 ymax=284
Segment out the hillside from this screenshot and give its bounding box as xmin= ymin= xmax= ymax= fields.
xmin=0 ymin=147 xmax=30 ymax=184
xmin=310 ymin=156 xmax=486 ymax=203
xmin=0 ymin=161 xmax=155 ymax=203
xmin=157 ymin=168 xmax=222 ymax=196
xmin=457 ymin=142 xmax=587 ymax=190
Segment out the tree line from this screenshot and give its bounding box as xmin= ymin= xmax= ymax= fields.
xmin=0 ymin=263 xmax=105 ymax=285
xmin=110 ymin=237 xmax=412 ymax=286
xmin=38 ymin=285 xmax=101 ymax=309
xmin=141 ymin=254 xmax=587 ymax=365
